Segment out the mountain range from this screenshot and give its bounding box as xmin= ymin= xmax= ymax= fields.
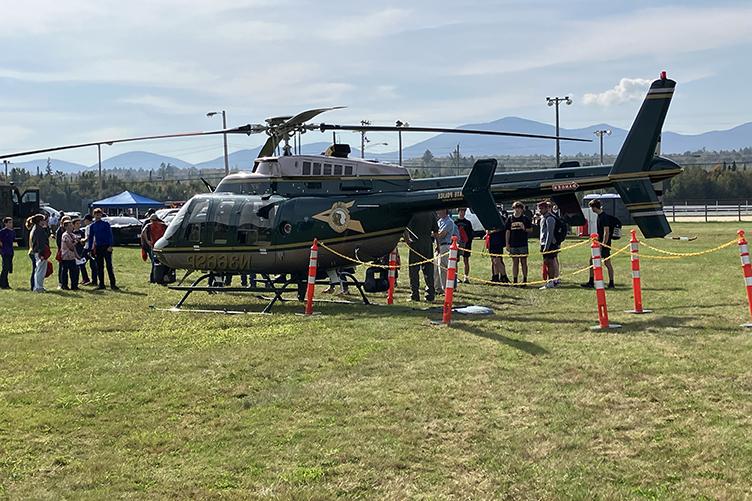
xmin=9 ymin=118 xmax=751 ymax=174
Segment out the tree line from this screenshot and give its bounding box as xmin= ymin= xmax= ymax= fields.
xmin=2 ymin=150 xmax=751 ymax=211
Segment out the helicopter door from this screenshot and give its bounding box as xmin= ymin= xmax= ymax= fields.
xmin=183 ymin=198 xmax=210 ymax=245
xmin=237 ymin=199 xmax=275 ymax=246
xmin=208 ymin=198 xmax=238 ymax=245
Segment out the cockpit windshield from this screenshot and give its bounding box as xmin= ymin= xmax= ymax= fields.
xmin=161 ymin=195 xmax=283 ymax=246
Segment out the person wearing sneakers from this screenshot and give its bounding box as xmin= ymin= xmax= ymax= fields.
xmin=87 ymin=208 xmax=119 ymax=290
xmin=455 ymin=208 xmax=474 ymax=283
xmin=538 ymin=200 xmax=560 ymax=289
xmin=581 ymin=199 xmax=616 ymax=289
xmin=505 ymin=201 xmax=532 ymax=286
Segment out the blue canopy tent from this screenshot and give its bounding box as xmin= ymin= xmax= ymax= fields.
xmin=90 ymin=191 xmax=164 ymax=216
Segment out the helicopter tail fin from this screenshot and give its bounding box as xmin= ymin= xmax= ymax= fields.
xmin=462 ymin=159 xmax=504 ymax=229
xmin=610 ymin=73 xmax=676 ymax=237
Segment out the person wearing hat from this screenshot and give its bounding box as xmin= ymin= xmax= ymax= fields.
xmin=141 ymin=214 xmax=167 ymax=283
xmin=25 ymin=213 xmax=50 ymax=292
xmin=538 ymin=200 xmax=560 ymax=289
xmin=87 ymin=208 xmax=118 ymax=290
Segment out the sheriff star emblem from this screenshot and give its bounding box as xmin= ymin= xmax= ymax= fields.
xmin=313 ymin=201 xmax=364 ymax=233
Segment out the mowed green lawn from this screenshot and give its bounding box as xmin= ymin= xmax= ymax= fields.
xmin=2 ymin=222 xmax=752 ymax=499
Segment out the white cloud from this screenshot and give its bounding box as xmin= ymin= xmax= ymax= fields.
xmin=457 ymin=5 xmax=752 ymax=76
xmin=317 ymin=8 xmax=412 ymax=41
xmin=583 ymin=78 xmax=651 ymax=107
xmin=118 ymin=95 xmax=201 ymax=115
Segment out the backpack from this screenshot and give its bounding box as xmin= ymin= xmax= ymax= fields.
xmin=551 ymin=214 xmax=568 ymax=245
xmin=610 ymin=214 xmax=623 ymax=240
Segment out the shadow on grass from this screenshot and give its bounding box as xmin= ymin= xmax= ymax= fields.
xmin=451 ymin=321 xmax=549 ymax=356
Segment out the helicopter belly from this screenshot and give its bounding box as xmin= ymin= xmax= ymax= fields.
xmin=156 ymin=228 xmax=404 ymax=275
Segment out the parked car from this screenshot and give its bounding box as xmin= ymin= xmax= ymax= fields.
xmin=103 ymin=216 xmax=143 ymax=245
xmin=140 ymin=208 xmax=179 ymax=226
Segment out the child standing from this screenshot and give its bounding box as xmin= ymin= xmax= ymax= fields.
xmin=60 ymin=220 xmax=81 ymax=290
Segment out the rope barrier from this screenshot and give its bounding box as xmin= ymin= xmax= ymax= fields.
xmin=317 ymin=241 xmax=449 ymax=269
xmin=465 ymin=236 xmax=591 ymax=258
xmin=638 ymin=238 xmax=738 ymax=258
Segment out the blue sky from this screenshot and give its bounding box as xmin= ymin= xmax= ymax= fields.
xmin=1 ymin=0 xmax=750 ymax=165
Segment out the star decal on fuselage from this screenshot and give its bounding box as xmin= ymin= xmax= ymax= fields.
xmin=312 ymin=201 xmax=365 ymax=233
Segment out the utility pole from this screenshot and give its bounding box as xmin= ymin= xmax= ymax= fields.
xmin=396 ymin=120 xmax=408 ymax=166
xmin=360 ymin=120 xmax=371 ymax=159
xmin=593 ymin=129 xmax=611 ymax=164
xmin=546 ymin=96 xmax=572 ymax=167
xmin=97 ymin=144 xmax=103 ymax=199
xmin=206 ymin=110 xmax=229 ymax=175
xmin=3 ymin=160 xmax=8 ymax=180
xmin=455 ymin=144 xmax=460 ymax=175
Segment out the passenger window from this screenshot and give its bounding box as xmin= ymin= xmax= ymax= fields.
xmin=344 ymin=165 xmax=353 ymax=176
xmin=237 ymin=200 xmax=273 ymax=244
xmin=313 ymin=162 xmax=321 ymax=175
xmin=334 ymin=165 xmax=343 ymax=175
xmin=212 ymin=200 xmax=236 ymax=244
xmin=302 ymin=161 xmax=311 ymax=175
xmin=185 ymin=199 xmax=210 ymax=243
xmin=323 ymin=163 xmax=332 ymax=175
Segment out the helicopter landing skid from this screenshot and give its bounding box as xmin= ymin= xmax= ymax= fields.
xmin=168 ymin=272 xmax=370 ymax=313
xmin=169 ymin=273 xmax=298 ymax=314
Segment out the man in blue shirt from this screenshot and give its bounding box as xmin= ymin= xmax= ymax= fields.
xmin=0 ymin=217 xmax=15 ymax=289
xmin=87 ymin=208 xmax=119 ymax=290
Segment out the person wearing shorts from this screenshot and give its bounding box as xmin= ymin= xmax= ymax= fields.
xmin=505 ymin=201 xmax=532 ymax=286
xmin=487 ymin=222 xmax=509 ymax=283
xmin=455 ymin=208 xmax=474 ymax=283
xmin=581 ymin=199 xmax=615 ymax=289
xmin=538 ymin=200 xmax=560 ymax=289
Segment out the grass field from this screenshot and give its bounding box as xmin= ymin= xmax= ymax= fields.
xmin=2 ymin=222 xmax=752 ymax=499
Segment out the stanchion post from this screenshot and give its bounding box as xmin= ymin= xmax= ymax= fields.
xmin=442 ymin=236 xmax=459 ymax=325
xmin=386 ymin=248 xmax=397 ymax=305
xmin=304 ymin=239 xmax=318 ymax=316
xmin=736 ymin=230 xmax=752 ymax=328
xmin=590 ymin=233 xmax=621 ymax=330
xmin=626 ymin=229 xmax=652 ymax=314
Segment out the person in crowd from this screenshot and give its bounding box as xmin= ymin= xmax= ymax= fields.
xmin=434 ymin=209 xmax=458 ymax=294
xmin=523 ymin=204 xmax=534 ymax=220
xmin=87 ymin=208 xmax=118 ymax=290
xmin=405 ymin=211 xmax=438 ymax=302
xmin=455 ymin=208 xmax=474 ymax=283
xmin=141 ymin=214 xmax=168 ymax=283
xmin=59 ymin=219 xmax=81 ymax=290
xmin=26 ymin=213 xmax=50 ymax=292
xmin=539 ymin=200 xmax=560 ymax=289
xmin=505 ymin=201 xmax=533 ymax=286
xmin=324 ymin=268 xmax=349 ymax=295
xmin=72 ymin=218 xmax=90 ymax=285
xmin=55 ymin=216 xmax=71 ymax=287
xmin=0 ymin=217 xmax=15 ymax=289
xmin=82 ymin=214 xmax=98 ymax=286
xmin=581 ymin=199 xmax=616 ymax=289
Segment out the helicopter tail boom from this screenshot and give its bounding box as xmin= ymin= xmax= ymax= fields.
xmin=461 ymin=159 xmax=504 ymax=229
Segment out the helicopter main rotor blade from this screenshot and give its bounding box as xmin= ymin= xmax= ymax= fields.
xmin=282 ymin=106 xmax=346 ymax=130
xmin=314 ymin=123 xmax=592 ymax=142
xmin=0 ymin=125 xmax=263 ymax=160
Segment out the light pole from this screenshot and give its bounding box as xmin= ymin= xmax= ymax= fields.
xmin=546 ymin=96 xmax=572 ymax=167
xmin=396 ymin=120 xmax=409 ymax=166
xmin=207 ymin=110 xmax=229 ymax=176
xmin=3 ymin=160 xmax=8 ymax=180
xmin=593 ymin=129 xmax=611 ymax=165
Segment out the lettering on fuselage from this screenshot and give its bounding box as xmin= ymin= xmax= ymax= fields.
xmin=438 ymin=190 xmax=463 ymax=200
xmin=186 ymin=253 xmax=252 ymax=271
